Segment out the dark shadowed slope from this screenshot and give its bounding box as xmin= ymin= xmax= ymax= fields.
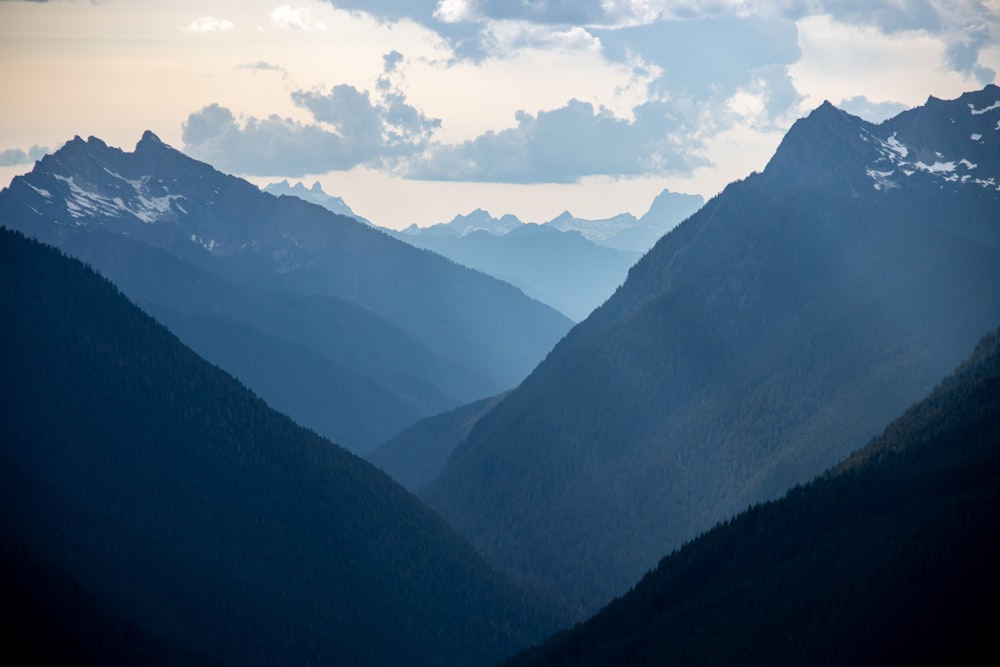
xmin=423 ymin=85 xmax=1000 ymax=611
xmin=0 ymin=133 xmax=571 ymax=452
xmin=0 ymin=227 xmax=568 ymax=667
xmin=503 ymin=327 xmax=1000 ymax=667
xmin=367 ymin=392 xmax=508 ymax=492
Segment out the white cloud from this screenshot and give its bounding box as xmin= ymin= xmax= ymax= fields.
xmin=269 ymin=5 xmax=327 ymax=31
xmin=0 ymin=144 xmax=50 ymax=167
xmin=790 ymin=14 xmax=988 ymax=113
xmin=399 ymin=97 xmax=706 ymax=183
xmin=434 ymin=0 xmax=475 ymax=24
xmin=183 ymin=16 xmax=235 ymax=32
xmin=480 ymin=21 xmax=603 ymax=53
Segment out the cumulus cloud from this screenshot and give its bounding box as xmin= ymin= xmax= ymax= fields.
xmin=179 ymin=0 xmax=996 ymax=184
xmin=270 ymin=5 xmax=327 ymax=31
xmin=183 ymin=52 xmax=441 ymax=176
xmin=181 ymin=88 xmax=707 ymax=183
xmin=401 ymin=98 xmax=706 ymax=182
xmin=182 ymin=104 xmax=363 ymax=176
xmin=183 ymin=16 xmax=234 ymax=32
xmin=434 ymin=0 xmax=475 ymax=23
xmin=479 ymin=21 xmax=603 ymax=54
xmin=0 ymin=144 xmax=50 ymax=167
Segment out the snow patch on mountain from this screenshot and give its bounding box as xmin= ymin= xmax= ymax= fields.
xmin=545 ymin=211 xmax=639 ymax=242
xmin=866 ymin=168 xmax=897 ymax=190
xmin=969 ymin=99 xmax=1000 ymax=115
xmin=190 ymin=234 xmax=218 ymax=251
xmin=914 ymin=160 xmax=956 ymax=173
xmin=27 ymin=184 xmax=52 ymax=199
xmin=51 ymin=171 xmax=185 ymax=224
xmin=885 ymin=134 xmax=908 ymax=157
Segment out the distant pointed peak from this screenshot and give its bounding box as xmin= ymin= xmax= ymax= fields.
xmin=310 ymin=181 xmax=323 ymax=192
xmin=139 ymin=130 xmax=163 ymax=146
xmin=810 ymin=100 xmax=848 ymax=119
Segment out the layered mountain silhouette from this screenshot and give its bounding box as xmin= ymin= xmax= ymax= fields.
xmin=389 ymin=192 xmax=703 ymax=320
xmin=543 ymin=189 xmax=704 ymax=252
xmin=262 ymin=179 xmax=371 ymax=225
xmin=503 ymin=326 xmax=1000 ymax=666
xmin=0 ymin=227 xmax=567 ymax=667
xmin=394 ymin=221 xmax=641 ymax=321
xmin=422 ymin=85 xmax=1000 ymax=611
xmin=0 ymin=133 xmax=571 ymax=453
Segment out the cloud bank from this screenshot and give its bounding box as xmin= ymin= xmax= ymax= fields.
xmin=179 ymin=0 xmax=997 ymax=182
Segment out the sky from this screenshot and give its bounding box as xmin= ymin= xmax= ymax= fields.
xmin=1 ymin=0 xmax=998 ymax=229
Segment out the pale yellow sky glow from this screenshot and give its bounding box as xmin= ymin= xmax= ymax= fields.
xmin=1 ymin=0 xmax=996 ymax=228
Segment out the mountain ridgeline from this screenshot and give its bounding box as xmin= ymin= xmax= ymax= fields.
xmin=0 ymin=134 xmax=571 ymax=453
xmin=504 ymin=326 xmax=1000 ymax=666
xmin=421 ymin=85 xmax=1000 ymax=611
xmin=394 ymin=222 xmax=641 ymax=321
xmin=390 ymin=191 xmax=703 ymax=321
xmin=0 ymin=227 xmax=568 ymax=667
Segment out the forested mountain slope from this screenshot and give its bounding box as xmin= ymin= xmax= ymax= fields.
xmin=0 ymin=227 xmax=568 ymax=667
xmin=0 ymin=133 xmax=570 ymax=452
xmin=367 ymin=392 xmax=508 ymax=492
xmin=503 ymin=326 xmax=1000 ymax=666
xmin=423 ymin=85 xmax=1000 ymax=611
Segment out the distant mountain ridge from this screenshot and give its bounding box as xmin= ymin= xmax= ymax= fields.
xmin=387 ymin=191 xmax=703 ymax=320
xmin=396 ymin=187 xmax=704 ymax=253
xmin=262 ymin=179 xmax=371 ymax=225
xmin=391 ymin=222 xmax=641 ymax=321
xmin=398 ymin=208 xmax=523 ymax=237
xmin=0 ymin=132 xmax=571 ymax=453
xmin=262 ymin=181 xmax=701 ymax=321
xmin=422 ymin=85 xmax=1000 ymax=611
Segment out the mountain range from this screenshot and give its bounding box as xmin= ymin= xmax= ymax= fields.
xmin=270 ymin=182 xmax=704 ymax=322
xmin=0 ymin=133 xmax=571 ymax=454
xmin=4 ymin=83 xmax=999 ymax=665
xmin=0 ymin=226 xmax=567 ymax=667
xmin=262 ymin=179 xmax=372 ymax=225
xmin=388 ymin=191 xmax=703 ymax=320
xmin=420 ymin=84 xmax=1000 ymax=611
xmin=393 ymin=221 xmax=640 ymax=321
